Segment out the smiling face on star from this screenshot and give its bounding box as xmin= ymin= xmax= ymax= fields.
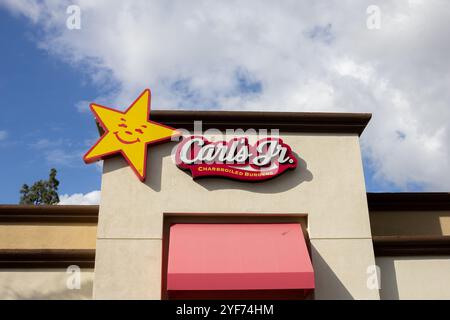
xmin=84 ymin=89 xmax=179 ymax=181
xmin=113 ymin=117 xmax=148 ymax=145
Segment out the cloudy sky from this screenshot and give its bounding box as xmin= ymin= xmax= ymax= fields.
xmin=0 ymin=0 xmax=449 ymax=204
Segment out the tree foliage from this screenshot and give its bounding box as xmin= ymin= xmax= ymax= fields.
xmin=19 ymin=168 xmax=60 ymax=205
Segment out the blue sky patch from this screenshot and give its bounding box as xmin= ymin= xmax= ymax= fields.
xmin=306 ymin=23 xmax=334 ymax=45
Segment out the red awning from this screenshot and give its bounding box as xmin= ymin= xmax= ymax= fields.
xmin=167 ymin=223 xmax=314 ymax=292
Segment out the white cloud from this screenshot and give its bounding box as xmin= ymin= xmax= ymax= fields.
xmin=0 ymin=0 xmax=42 ymax=22
xmin=30 ymin=138 xmax=62 ymax=149
xmin=75 ymin=100 xmax=91 ymax=113
xmin=0 ymin=130 xmax=7 ymax=141
xmin=28 ymin=138 xmax=84 ymax=167
xmin=45 ymin=149 xmax=83 ymax=166
xmin=2 ymin=0 xmax=450 ymax=190
xmin=59 ymin=190 xmax=100 ymax=205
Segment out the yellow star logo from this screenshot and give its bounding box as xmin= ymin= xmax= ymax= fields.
xmin=83 ymin=89 xmax=178 ymax=181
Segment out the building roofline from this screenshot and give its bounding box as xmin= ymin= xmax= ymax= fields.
xmin=0 ymin=205 xmax=98 ymax=223
xmin=96 ymin=110 xmax=372 ymax=136
xmin=0 ymin=249 xmax=95 ymax=268
xmin=367 ymin=192 xmax=450 ymax=211
xmin=1 ymin=192 xmax=449 ymax=222
xmin=373 ymin=235 xmax=450 ymax=256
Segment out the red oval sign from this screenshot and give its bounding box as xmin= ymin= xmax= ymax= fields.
xmin=175 ymin=136 xmax=297 ymax=181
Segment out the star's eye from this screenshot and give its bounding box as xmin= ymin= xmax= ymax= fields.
xmin=135 ymin=128 xmax=144 ymax=134
xmin=125 ymin=131 xmax=132 ymax=135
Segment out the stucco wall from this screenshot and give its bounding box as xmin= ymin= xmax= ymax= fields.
xmin=370 ymin=210 xmax=450 ymax=236
xmin=94 ymin=132 xmax=379 ymax=299
xmin=0 ymin=224 xmax=96 ymax=249
xmin=0 ymin=269 xmax=94 ymax=299
xmin=377 ymin=256 xmax=450 ymax=299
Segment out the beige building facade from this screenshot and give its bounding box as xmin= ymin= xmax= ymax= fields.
xmin=0 ymin=111 xmax=449 ymax=299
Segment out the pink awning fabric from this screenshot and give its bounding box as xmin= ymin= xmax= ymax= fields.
xmin=167 ymin=223 xmax=315 ymax=291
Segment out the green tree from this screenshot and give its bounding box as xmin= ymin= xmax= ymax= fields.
xmin=19 ymin=168 xmax=60 ymax=205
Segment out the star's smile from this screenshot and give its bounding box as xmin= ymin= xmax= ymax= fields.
xmin=113 ymin=131 xmax=140 ymax=144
